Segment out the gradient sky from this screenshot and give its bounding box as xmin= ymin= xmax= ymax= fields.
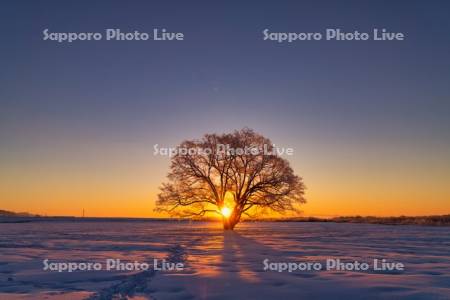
xmin=1 ymin=0 xmax=449 ymax=217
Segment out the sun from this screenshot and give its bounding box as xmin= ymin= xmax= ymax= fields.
xmin=221 ymin=206 xmax=232 ymax=218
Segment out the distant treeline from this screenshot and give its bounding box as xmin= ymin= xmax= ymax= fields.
xmin=0 ymin=210 xmax=40 ymax=217
xmin=1 ymin=209 xmax=449 ymax=226
xmin=263 ymin=215 xmax=450 ymax=226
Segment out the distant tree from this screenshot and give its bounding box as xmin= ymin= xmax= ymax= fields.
xmin=155 ymin=128 xmax=306 ymax=230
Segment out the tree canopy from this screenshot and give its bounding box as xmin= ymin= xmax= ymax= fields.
xmin=156 ymin=128 xmax=306 ymax=229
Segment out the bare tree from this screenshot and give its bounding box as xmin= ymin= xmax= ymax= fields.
xmin=156 ymin=128 xmax=306 ymax=230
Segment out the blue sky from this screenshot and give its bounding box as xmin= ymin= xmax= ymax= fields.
xmin=1 ymin=0 xmax=449 ymax=216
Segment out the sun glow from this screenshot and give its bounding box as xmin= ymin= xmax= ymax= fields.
xmin=221 ymin=206 xmax=232 ymax=218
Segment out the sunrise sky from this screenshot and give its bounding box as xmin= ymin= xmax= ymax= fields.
xmin=1 ymin=1 xmax=449 ymax=217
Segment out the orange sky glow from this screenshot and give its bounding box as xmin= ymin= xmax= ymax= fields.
xmin=1 ymin=136 xmax=449 ymax=218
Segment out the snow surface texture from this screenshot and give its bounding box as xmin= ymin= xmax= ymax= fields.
xmin=0 ymin=221 xmax=449 ymax=299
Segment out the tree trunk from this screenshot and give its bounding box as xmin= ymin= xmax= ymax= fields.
xmin=223 ymin=221 xmax=234 ymax=230
xmin=222 ymin=214 xmax=239 ymax=230
xmin=223 ymin=221 xmax=236 ymax=230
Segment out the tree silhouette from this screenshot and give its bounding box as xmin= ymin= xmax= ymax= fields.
xmin=156 ymin=128 xmax=306 ymax=230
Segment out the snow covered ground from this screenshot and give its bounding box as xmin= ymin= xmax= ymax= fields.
xmin=0 ymin=220 xmax=449 ymax=299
